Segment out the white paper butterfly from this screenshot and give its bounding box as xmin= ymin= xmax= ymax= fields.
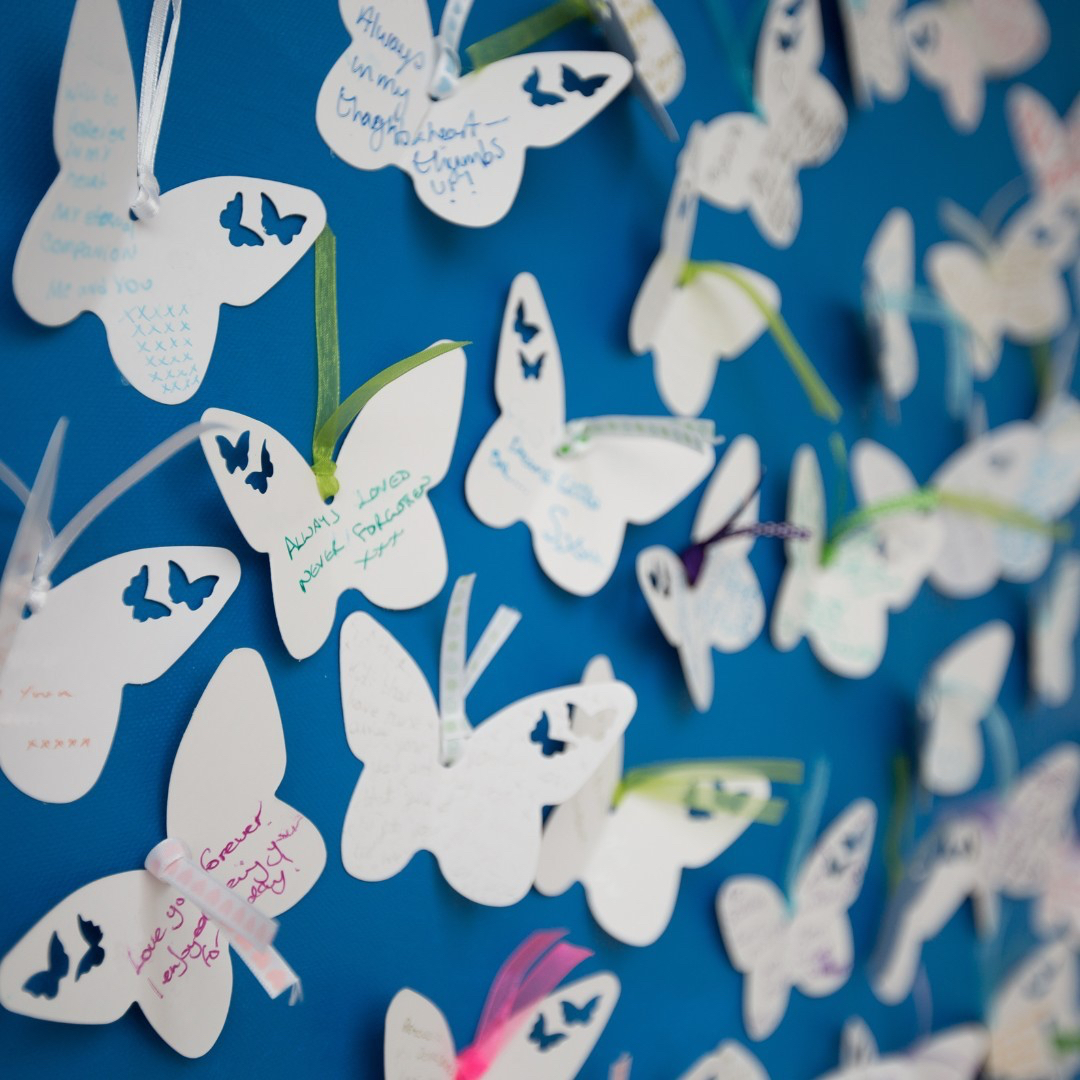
xmin=384 ymin=972 xmax=620 ymax=1080
xmin=919 ymin=620 xmax=1014 ymax=796
xmin=13 ymin=0 xmax=325 ymax=404
xmin=465 ymin=272 xmax=716 ymax=596
xmin=0 ymin=649 xmax=327 ymax=1057
xmin=814 ymin=1017 xmax=988 ymax=1080
xmin=315 ymin=0 xmax=632 ymax=228
xmin=927 ymin=413 xmax=1080 ymax=598
xmin=679 ymin=1041 xmax=770 ymax=1080
xmin=695 ymin=0 xmax=847 ymax=248
xmin=200 ymin=345 xmax=465 ymax=659
xmin=636 ymin=435 xmax=768 ymax=712
xmin=871 ymin=743 xmax=1080 ymax=1005
xmin=927 ymin=87 xmax=1080 ymax=380
xmin=339 ymin=611 xmax=636 ymax=907
xmin=986 ymin=940 xmax=1080 ymax=1080
xmin=629 ymin=125 xmax=779 ymax=417
xmin=904 ymin=0 xmax=1048 ymax=133
xmin=535 ymin=657 xmax=773 ymax=945
xmin=1031 ymin=551 xmax=1080 ymax=707
xmin=606 ymin=0 xmax=685 ymax=110
xmin=838 ymin=0 xmax=909 ymax=110
xmin=772 ymin=440 xmax=943 ymax=679
xmin=718 ymin=799 xmax=877 ymax=1041
xmin=864 ymin=208 xmax=919 ymax=404
xmin=0 ymin=546 xmax=239 ymax=803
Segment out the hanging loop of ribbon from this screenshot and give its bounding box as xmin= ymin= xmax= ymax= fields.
xmin=783 ymin=757 xmax=830 ymax=902
xmin=466 ymin=0 xmax=595 ymax=71
xmin=145 ymin=839 xmax=302 ymax=1003
xmin=0 ymin=420 xmax=218 ymax=685
xmin=681 ymin=261 xmax=842 ymax=423
xmin=557 ymin=416 xmax=719 ymax=457
xmin=430 ymin=0 xmax=476 ymax=98
xmin=679 ymin=471 xmax=810 ymax=584
xmin=820 ymin=486 xmax=1071 ymax=565
xmin=131 ymin=0 xmax=182 ymax=220
xmin=868 ymin=287 xmax=977 ymax=420
xmin=614 ymin=758 xmax=804 ymax=823
xmin=455 ymin=930 xmax=592 ymax=1079
xmin=439 ymin=574 xmax=522 ymax=767
xmin=310 ymin=228 xmax=467 ymax=500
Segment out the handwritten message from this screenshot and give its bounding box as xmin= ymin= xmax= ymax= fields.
xmin=283 ymin=469 xmax=432 ymax=594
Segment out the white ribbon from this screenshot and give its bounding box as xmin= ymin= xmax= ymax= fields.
xmin=429 ymin=0 xmax=475 ymax=99
xmin=0 ymin=421 xmax=66 ymax=678
xmin=0 ymin=420 xmax=220 ymax=688
xmin=131 ymin=0 xmax=182 ymax=220
xmin=558 ymin=416 xmax=719 ymax=456
xmin=438 ymin=574 xmax=521 ymax=766
xmin=145 ymin=839 xmax=301 ymax=1003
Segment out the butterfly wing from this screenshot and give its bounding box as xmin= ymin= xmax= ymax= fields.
xmin=581 ymin=773 xmax=772 ymax=946
xmin=904 ymin=3 xmax=986 ymax=131
xmin=1031 ymin=551 xmax=1080 ymax=707
xmin=383 ymin=988 xmax=457 ymax=1080
xmin=167 ymin=650 xmax=327 ymax=919
xmin=466 ymin=272 xmax=565 ymax=527
xmin=0 ymin=547 xmax=239 ymax=803
xmin=839 ymin=0 xmax=910 ymax=107
xmin=929 ymin=421 xmax=1042 ymax=596
xmin=535 ymin=663 xmax=624 ymax=898
xmin=0 ymin=870 xmax=234 ymax=1057
xmin=608 ymin=0 xmax=685 ymax=106
xmin=431 ymin=680 xmax=636 ymax=906
xmin=95 ymin=179 xmax=323 ymax=403
xmin=679 ymin=1041 xmax=771 ymax=1080
xmin=401 ymin=54 xmax=631 ymax=227
xmin=907 ymin=1024 xmax=989 ymax=1080
xmin=772 ymin=445 xmax=825 ymax=653
xmin=988 ymin=940 xmax=1079 ymax=1080
xmin=919 ymin=621 xmax=1013 ymax=796
xmin=315 ymin=0 xmax=436 ymax=170
xmin=331 ymin=342 xmax=465 ymax=609
xmin=791 ymin=800 xmax=876 ymax=997
xmin=869 ymin=814 xmax=985 ymax=1004
xmin=865 ymin=208 xmax=918 ymax=402
xmin=12 ymin=0 xmax=138 ymax=330
xmin=484 ymin=973 xmax=620 ymax=1080
xmin=717 ymin=876 xmax=792 ymax=1041
xmin=970 ymin=0 xmax=1049 ymax=79
xmin=339 ymin=611 xmax=442 ymax=884
xmin=849 ymin=439 xmax=941 ymax=612
xmin=990 ymin=742 xmax=1080 ymax=900
xmin=650 ymin=266 xmax=779 ymax=416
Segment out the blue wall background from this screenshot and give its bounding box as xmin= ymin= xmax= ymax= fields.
xmin=1 ymin=1 xmax=1078 ymax=1076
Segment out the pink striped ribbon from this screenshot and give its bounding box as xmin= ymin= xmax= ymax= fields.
xmin=145 ymin=838 xmax=300 ymax=1003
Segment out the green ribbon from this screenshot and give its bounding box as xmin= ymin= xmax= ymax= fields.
xmin=614 ymin=759 xmax=804 ymax=823
xmin=820 ymin=487 xmax=1071 ymax=565
xmin=310 ymin=227 xmax=467 ymax=500
xmin=680 ymin=261 xmax=843 ymax=423
xmin=1054 ymin=1030 xmax=1080 ymax=1054
xmin=466 ymin=0 xmax=595 ymax=70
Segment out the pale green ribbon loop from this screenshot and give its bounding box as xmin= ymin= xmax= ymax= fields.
xmin=557 ymin=416 xmax=718 ymax=456
xmin=821 ymin=486 xmax=1072 ymax=565
xmin=1054 ymin=1030 xmax=1080 ymax=1054
xmin=439 ymin=575 xmax=522 ymax=767
xmin=466 ymin=0 xmax=595 ymax=71
xmin=310 ymin=227 xmax=468 ymax=500
xmin=680 ymin=261 xmax=843 ymax=423
xmin=614 ymin=758 xmax=804 ymax=823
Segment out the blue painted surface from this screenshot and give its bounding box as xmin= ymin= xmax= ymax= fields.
xmin=0 ymin=1 xmax=1077 ymax=1076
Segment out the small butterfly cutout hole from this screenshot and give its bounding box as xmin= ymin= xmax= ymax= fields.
xmin=530 ymin=712 xmax=567 ymax=756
